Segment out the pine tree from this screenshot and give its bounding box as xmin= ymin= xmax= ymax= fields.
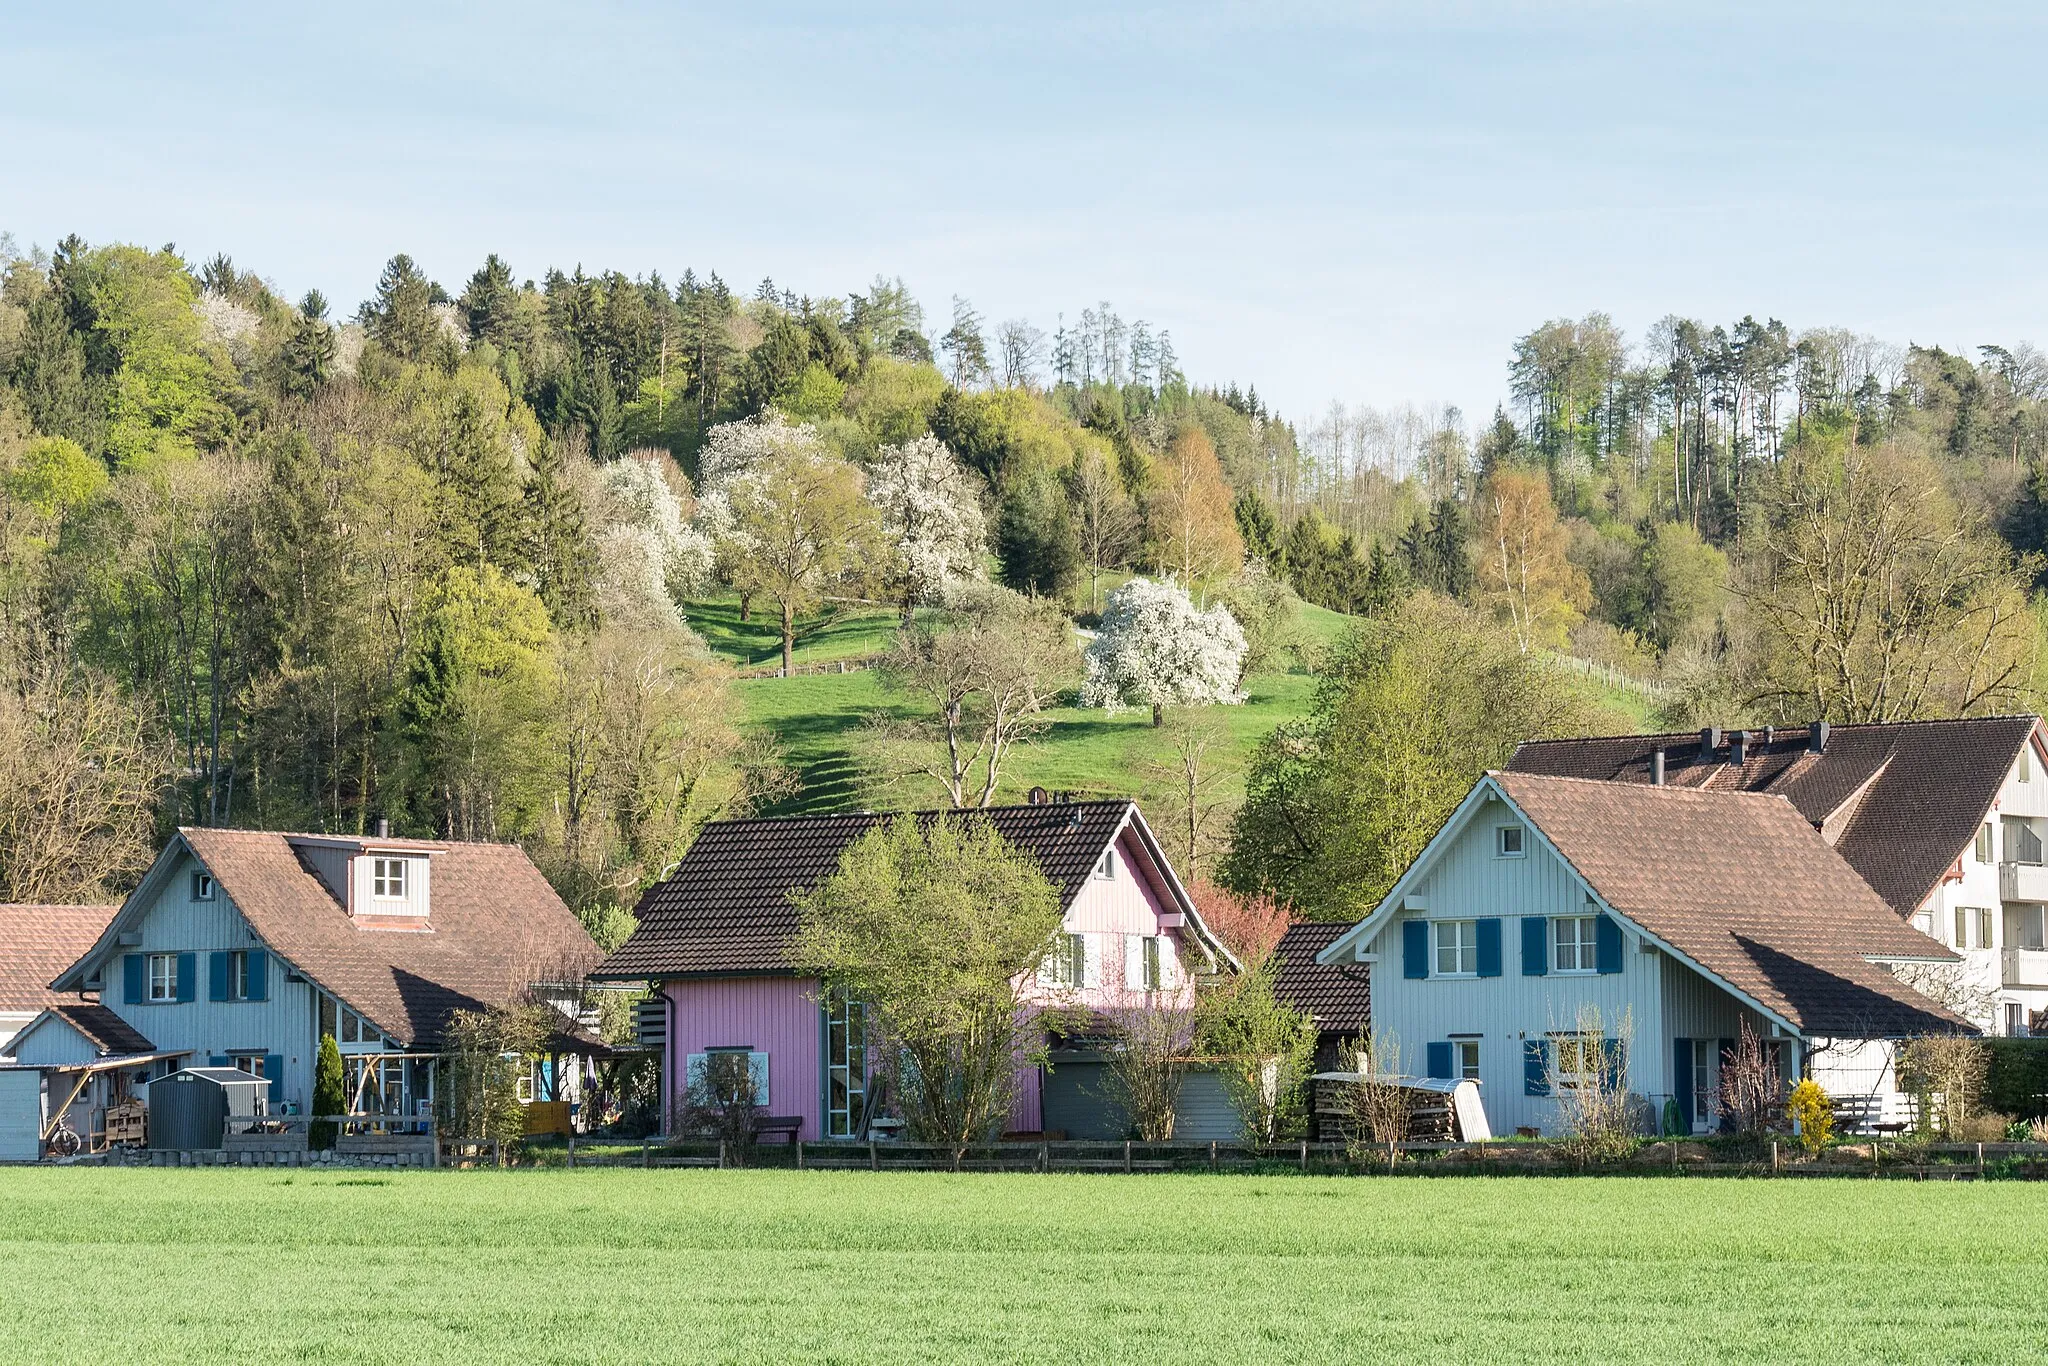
xmin=10 ymin=290 xmax=94 ymax=448
xmin=363 ymin=253 xmax=440 ymax=361
xmin=524 ymin=438 xmax=597 ymax=626
xmin=460 ymin=253 xmax=519 ymax=344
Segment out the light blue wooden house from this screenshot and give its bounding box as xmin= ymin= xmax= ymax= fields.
xmin=1317 ymin=771 xmax=1971 ymax=1137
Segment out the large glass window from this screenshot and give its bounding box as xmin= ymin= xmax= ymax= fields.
xmin=147 ymin=953 xmax=176 ymax=1002
xmin=1554 ymin=916 xmax=1598 ymax=973
xmin=1434 ymin=920 xmax=1477 ymax=976
xmin=825 ymin=992 xmax=867 ymax=1139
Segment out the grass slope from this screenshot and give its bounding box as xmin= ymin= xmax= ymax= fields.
xmin=694 ymin=593 xmax=1658 ymax=815
xmin=3 ymin=1168 xmax=2042 ymax=1364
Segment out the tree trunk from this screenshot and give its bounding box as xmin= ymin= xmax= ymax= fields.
xmin=739 ymin=591 xmax=751 ymax=623
xmin=1152 ymin=702 xmax=1163 ymax=728
xmin=781 ymin=599 xmax=795 ymax=676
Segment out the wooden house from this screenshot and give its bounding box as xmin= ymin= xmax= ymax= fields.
xmin=0 ymin=904 xmax=118 ymax=1056
xmin=1317 ymin=771 xmax=1972 ymax=1138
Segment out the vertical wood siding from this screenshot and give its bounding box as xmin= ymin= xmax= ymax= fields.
xmin=665 ymin=977 xmax=824 ymax=1139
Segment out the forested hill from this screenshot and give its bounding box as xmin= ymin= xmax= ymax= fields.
xmin=1 ymin=233 xmax=2044 ymax=939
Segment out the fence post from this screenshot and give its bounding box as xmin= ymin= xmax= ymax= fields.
xmin=1770 ymin=1141 xmax=1779 ymax=1173
xmin=642 ymin=1140 xmax=651 ymax=1169
xmin=1300 ymin=1139 xmax=1308 ymax=1173
xmin=1039 ymin=1142 xmax=1048 ymax=1174
xmin=718 ymin=1140 xmax=727 ymax=1170
xmin=1123 ymin=1140 xmax=1132 ymax=1174
xmin=1210 ymin=1140 xmax=1218 ymax=1173
xmin=1977 ymin=1142 xmax=1985 ymax=1178
xmin=869 ymin=1140 xmax=877 ymax=1172
xmin=566 ymin=1129 xmax=576 ymax=1170
xmin=796 ymin=1140 xmax=804 ymax=1170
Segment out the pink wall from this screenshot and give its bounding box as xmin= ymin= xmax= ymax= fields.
xmin=665 ymin=976 xmax=822 ymax=1139
xmin=1018 ymin=829 xmax=1204 ymax=1011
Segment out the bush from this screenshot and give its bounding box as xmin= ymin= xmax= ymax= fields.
xmin=1785 ymin=1078 xmax=1834 ymax=1154
xmin=1952 ymin=1110 xmax=2014 ymax=1144
xmin=1983 ymin=1039 xmax=2048 ymax=1120
xmin=309 ymin=1032 xmax=344 ymax=1150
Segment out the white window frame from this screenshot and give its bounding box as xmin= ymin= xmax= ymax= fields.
xmin=1038 ymin=932 xmax=1087 ymax=988
xmin=191 ymin=872 xmax=215 ymax=901
xmin=1550 ymin=1033 xmax=1602 ymax=1092
xmin=1553 ymin=916 xmax=1599 ymax=974
xmin=1452 ymin=1038 xmax=1480 ymax=1081
xmin=147 ymin=952 xmax=177 ymax=1003
xmin=1095 ymin=848 xmax=1117 ymax=881
xmin=1495 ymin=825 xmax=1526 ymax=858
xmin=371 ymin=857 xmax=408 ymax=900
xmin=1434 ymin=920 xmax=1477 ymax=977
xmin=228 ymin=949 xmax=250 ymax=1002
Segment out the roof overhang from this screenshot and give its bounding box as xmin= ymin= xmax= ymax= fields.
xmin=1115 ymin=804 xmax=1242 ymax=975
xmin=0 ymin=1049 xmax=191 ymax=1075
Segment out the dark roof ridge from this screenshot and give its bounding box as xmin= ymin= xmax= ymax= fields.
xmin=1512 ymin=714 xmax=2041 ymax=749
xmin=1492 ymin=769 xmax=1799 ymax=806
xmin=695 ymin=798 xmax=1136 ymax=830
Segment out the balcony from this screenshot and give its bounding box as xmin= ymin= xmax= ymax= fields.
xmin=1999 ymin=861 xmax=2048 ymax=903
xmin=2003 ymin=948 xmax=2048 ymax=989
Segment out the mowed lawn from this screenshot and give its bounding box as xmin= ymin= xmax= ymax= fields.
xmin=4 ymin=1170 xmax=2044 ymax=1364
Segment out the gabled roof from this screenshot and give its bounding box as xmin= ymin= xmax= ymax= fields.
xmin=54 ymin=830 xmax=599 ymax=1050
xmin=0 ymin=904 xmax=118 ymax=1012
xmin=1272 ymin=921 xmax=1370 ymax=1038
xmin=598 ymin=800 xmax=1230 ymax=979
xmin=1321 ymin=772 xmax=1969 ymax=1039
xmin=1507 ymin=716 xmax=2041 ymax=916
xmin=10 ymin=1002 xmax=158 ymax=1057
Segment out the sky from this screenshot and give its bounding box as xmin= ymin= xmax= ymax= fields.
xmin=3 ymin=1 xmax=2044 ymax=426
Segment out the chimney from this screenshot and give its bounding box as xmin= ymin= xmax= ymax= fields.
xmin=1730 ymin=731 xmax=1748 ymax=765
xmin=1808 ymin=720 xmax=1830 ymax=754
xmin=375 ymin=817 xmax=391 ymax=839
xmin=1651 ymin=749 xmax=1666 ymax=786
xmin=1762 ymin=726 xmax=1775 ymax=747
xmin=1027 ymin=786 xmax=1051 ymax=806
xmin=1700 ymin=727 xmax=1721 ymax=759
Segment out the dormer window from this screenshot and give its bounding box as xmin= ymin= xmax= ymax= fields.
xmin=372 ymin=857 xmax=408 ymax=899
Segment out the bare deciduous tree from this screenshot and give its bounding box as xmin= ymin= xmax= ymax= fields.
xmin=1344 ymin=1029 xmax=1412 ymax=1172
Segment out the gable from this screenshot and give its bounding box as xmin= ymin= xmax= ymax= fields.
xmin=8 ymin=1012 xmax=101 ymax=1067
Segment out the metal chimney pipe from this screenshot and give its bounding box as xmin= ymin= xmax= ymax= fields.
xmin=1808 ymin=720 xmax=1830 ymax=754
xmin=375 ymin=817 xmax=391 ymax=838
xmin=1730 ymin=731 xmax=1748 ymax=765
xmin=1651 ymin=749 xmax=1666 ymax=786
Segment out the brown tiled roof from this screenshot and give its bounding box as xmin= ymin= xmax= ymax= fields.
xmin=175 ymin=829 xmax=597 ymax=1049
xmin=0 ymin=904 xmax=116 ymax=1011
xmin=47 ymin=1002 xmax=156 ymax=1055
xmin=600 ymin=801 xmax=1140 ymax=979
xmin=1491 ymin=772 xmax=1969 ymax=1037
xmin=1507 ymin=716 xmax=2040 ymax=917
xmin=1273 ymin=921 xmax=1370 ymax=1037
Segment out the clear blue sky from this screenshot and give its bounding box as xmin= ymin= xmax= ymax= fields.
xmin=4 ymin=2 xmax=2043 ymax=426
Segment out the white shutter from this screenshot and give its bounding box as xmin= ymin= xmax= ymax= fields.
xmin=1153 ymin=937 xmax=1174 ymax=989
xmin=1124 ymin=934 xmax=1144 ymax=992
xmin=1081 ymin=934 xmax=1101 ymax=988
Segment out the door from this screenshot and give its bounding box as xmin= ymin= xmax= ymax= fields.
xmin=1039 ymin=1059 xmax=1127 ymax=1140
xmin=1690 ymin=1040 xmax=1718 ymax=1134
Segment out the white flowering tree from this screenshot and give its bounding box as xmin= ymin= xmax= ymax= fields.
xmin=867 ymin=435 xmax=986 ymax=620
xmin=1081 ymin=576 xmax=1247 ymax=726
xmin=588 ymin=453 xmax=715 ymax=633
xmin=696 ymin=411 xmax=828 ymax=493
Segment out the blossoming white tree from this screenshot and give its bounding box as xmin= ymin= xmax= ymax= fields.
xmin=1081 ymin=576 xmax=1248 ymax=726
xmin=587 ymin=452 xmax=714 ymax=632
xmin=867 ymin=434 xmax=986 ymax=620
xmin=696 ymin=410 xmax=828 ymax=493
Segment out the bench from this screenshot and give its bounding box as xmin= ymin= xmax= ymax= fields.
xmin=752 ymin=1115 xmax=803 ymax=1144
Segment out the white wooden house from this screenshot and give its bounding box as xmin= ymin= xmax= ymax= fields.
xmin=1511 ymin=717 xmax=2048 ymax=1036
xmin=1317 ymin=772 xmax=1970 ymax=1137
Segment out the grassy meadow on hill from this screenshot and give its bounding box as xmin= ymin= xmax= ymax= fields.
xmin=2 ymin=1167 xmax=2042 ymax=1364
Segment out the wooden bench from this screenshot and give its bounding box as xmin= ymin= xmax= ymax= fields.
xmin=752 ymin=1115 xmax=803 ymax=1144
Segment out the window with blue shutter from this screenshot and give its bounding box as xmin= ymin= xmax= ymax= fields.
xmin=174 ymin=952 xmax=196 ymax=1003
xmin=1595 ymin=914 xmax=1624 ymax=974
xmin=1425 ymin=1041 xmax=1453 ymax=1080
xmin=1521 ymin=917 xmax=1548 ymax=975
xmin=1475 ymin=919 xmax=1502 ymax=977
xmin=265 ymin=1054 xmax=284 ymax=1105
xmin=1401 ymin=921 xmax=1428 ymax=979
xmin=1673 ymin=1038 xmax=1694 ymax=1128
xmin=247 ymin=951 xmax=268 ymax=1002
xmin=123 ymin=954 xmax=144 ymax=1005
xmin=208 ymin=952 xmax=230 ymax=1003
xmin=1523 ymin=1039 xmax=1550 ymax=1095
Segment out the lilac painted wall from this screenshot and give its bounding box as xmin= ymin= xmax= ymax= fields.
xmin=664 ymin=976 xmax=822 ymax=1139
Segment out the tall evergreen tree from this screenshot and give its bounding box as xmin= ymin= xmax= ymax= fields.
xmin=363 ymin=253 xmax=440 ymax=361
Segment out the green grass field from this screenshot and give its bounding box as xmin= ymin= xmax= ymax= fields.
xmin=3 ymin=1169 xmax=2042 ymax=1363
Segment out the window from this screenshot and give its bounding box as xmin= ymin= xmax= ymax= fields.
xmin=2004 ymin=816 xmax=2044 ymax=865
xmin=1124 ymin=934 xmax=1167 ymax=991
xmin=191 ymin=872 xmax=215 ymax=901
xmin=1551 ymin=1034 xmax=1602 ymax=1091
xmin=2007 ymin=1003 xmax=2026 ymax=1038
xmin=1434 ymin=920 xmax=1477 ymax=976
xmin=1495 ymin=825 xmax=1526 ymax=858
xmin=825 ymin=992 xmax=867 ymax=1139
xmin=227 ymin=950 xmax=250 ymax=1002
xmin=1553 ymin=916 xmax=1598 ymax=973
xmin=1954 ymin=906 xmax=1971 ymax=949
xmin=1095 ymin=849 xmax=1117 ymax=880
xmin=2008 ymin=904 xmax=2046 ymax=950
xmin=371 ymin=857 xmax=408 ymax=899
xmin=1977 ymin=823 xmax=1995 ymax=863
xmin=232 ymin=1054 xmax=266 ymax=1078
xmin=1037 ymin=933 xmax=1088 ymax=988
xmin=2022 ymin=746 xmax=2033 ymax=783
xmin=1453 ymin=1039 xmax=1481 ymax=1081
xmin=146 ymin=953 xmax=177 ymax=1002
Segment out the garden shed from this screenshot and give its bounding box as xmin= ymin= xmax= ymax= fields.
xmin=147 ymin=1067 xmax=269 ymax=1150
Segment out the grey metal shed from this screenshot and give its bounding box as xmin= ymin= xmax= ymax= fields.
xmin=146 ymin=1067 xmax=269 ymax=1150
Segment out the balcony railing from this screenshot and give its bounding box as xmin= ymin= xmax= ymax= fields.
xmin=2000 ymin=861 xmax=2048 ymax=903
xmin=2002 ymin=947 xmax=2048 ymax=989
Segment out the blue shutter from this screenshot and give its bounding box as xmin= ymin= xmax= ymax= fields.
xmin=209 ymin=1055 xmax=229 ymax=1068
xmin=247 ymin=951 xmax=268 ymax=1002
xmin=265 ymin=1055 xmax=285 ymax=1106
xmin=1425 ymin=1041 xmax=1453 ymax=1080
xmin=1402 ymin=921 xmax=1428 ymax=979
xmin=174 ymin=952 xmax=197 ymax=1003
xmin=123 ymin=954 xmax=144 ymax=1005
xmin=1601 ymin=1038 xmax=1625 ymax=1090
xmin=1521 ymin=917 xmax=1548 ymax=976
xmin=208 ymin=952 xmax=230 ymax=1003
xmin=1523 ymin=1039 xmax=1550 ymax=1096
xmin=1475 ymin=919 xmax=1502 ymax=977
xmin=1595 ymin=914 xmax=1623 ymax=974
xmin=1673 ymin=1038 xmax=1694 ymax=1129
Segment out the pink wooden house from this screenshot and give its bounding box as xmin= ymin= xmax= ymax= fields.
xmin=594 ymin=798 xmax=1234 ymax=1141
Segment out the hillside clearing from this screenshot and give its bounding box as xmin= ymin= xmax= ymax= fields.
xmin=0 ymin=1169 xmax=2040 ymax=1364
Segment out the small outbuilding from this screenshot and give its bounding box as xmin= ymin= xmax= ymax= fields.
xmin=146 ymin=1067 xmax=270 ymax=1150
